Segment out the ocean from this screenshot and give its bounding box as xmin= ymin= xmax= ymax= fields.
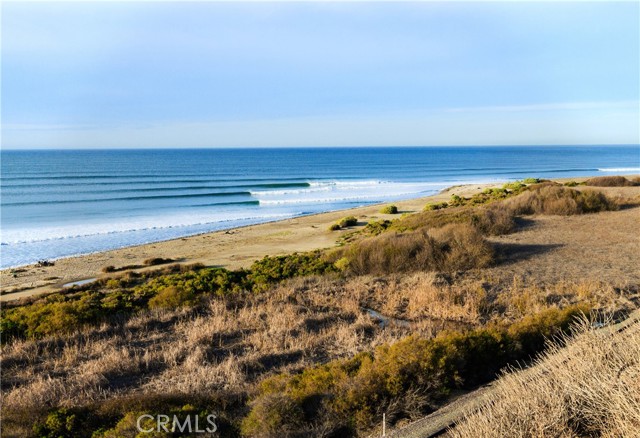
xmin=1 ymin=146 xmax=639 ymax=268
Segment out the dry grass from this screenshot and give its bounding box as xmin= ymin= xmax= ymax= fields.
xmin=338 ymin=223 xmax=494 ymax=276
xmin=504 ymin=186 xmax=617 ymax=215
xmin=449 ymin=314 xmax=640 ymax=437
xmin=585 ymin=175 xmax=639 ymax=187
xmin=4 ymin=270 xmax=634 ymax=425
xmin=0 ymin=281 xmax=414 ymax=417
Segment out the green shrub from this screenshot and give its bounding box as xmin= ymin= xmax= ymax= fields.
xmin=564 ymin=181 xmax=579 ymax=187
xmin=135 ymin=267 xmax=250 ymax=299
xmin=334 ymin=257 xmax=350 ymax=272
xmin=329 ymin=223 xmax=342 ymax=231
xmin=339 ymin=216 xmax=358 ymax=228
xmin=424 ymin=202 xmax=448 ymax=211
xmin=380 ymin=205 xmax=399 ymax=214
xmin=364 ymin=219 xmax=392 ymax=235
xmin=449 ymin=194 xmax=465 ymax=206
xmin=102 ymin=265 xmax=116 ymax=273
xmin=502 ymin=181 xmax=527 ymax=192
xmin=249 ymin=252 xmax=336 ymax=292
xmin=33 ymin=408 xmax=82 ymax=438
xmin=147 ymin=286 xmax=197 ymax=309
xmin=522 ymin=178 xmax=540 ymax=184
xmin=0 ymin=292 xmax=106 ymax=340
xmin=0 ymin=266 xmax=248 ymax=342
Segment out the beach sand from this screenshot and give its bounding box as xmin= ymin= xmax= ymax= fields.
xmin=2 ymin=177 xmax=637 ymax=302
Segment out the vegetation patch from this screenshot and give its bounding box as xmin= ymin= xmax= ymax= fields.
xmin=423 ymin=201 xmax=448 ymax=211
xmin=1 ymin=253 xmax=336 ymax=342
xmin=333 ymin=223 xmax=494 ymax=276
xmin=242 ymin=305 xmax=589 ymax=436
xmin=143 ymin=257 xmax=175 ymax=266
xmin=391 ymin=205 xmax=515 ymax=237
xmin=584 ymin=175 xmax=639 ymax=187
xmin=380 ymin=205 xmax=399 ymax=214
xmin=363 ymin=219 xmax=392 ymax=236
xmin=338 ymin=216 xmax=359 ymax=228
xmin=505 ymin=186 xmax=617 ymax=215
xmin=248 ymin=252 xmax=337 ymax=292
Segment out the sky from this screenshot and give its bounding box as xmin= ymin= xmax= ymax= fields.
xmin=1 ymin=1 xmax=639 ymax=149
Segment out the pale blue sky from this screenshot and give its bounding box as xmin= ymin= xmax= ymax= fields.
xmin=2 ymin=1 xmax=639 ymax=148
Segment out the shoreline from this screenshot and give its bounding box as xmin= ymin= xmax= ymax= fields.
xmin=0 ymin=175 xmax=628 ymax=302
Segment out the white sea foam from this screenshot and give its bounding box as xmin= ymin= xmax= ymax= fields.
xmin=253 ymin=180 xmax=457 ymax=206
xmin=598 ymin=168 xmax=640 ymax=172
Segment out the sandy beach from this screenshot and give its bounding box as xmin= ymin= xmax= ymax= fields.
xmin=1 ymin=177 xmax=637 ymax=302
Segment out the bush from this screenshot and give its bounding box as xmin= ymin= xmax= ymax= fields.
xmin=522 ymin=178 xmax=540 ymax=184
xmin=380 ymin=205 xmax=399 ymax=214
xmin=143 ymin=257 xmax=174 ymax=266
xmin=579 ymin=190 xmax=618 ymax=213
xmin=449 ymin=194 xmax=465 ymax=206
xmin=1 ymin=266 xmax=248 ymax=342
xmin=33 ymin=408 xmax=83 ymax=438
xmin=241 ymin=393 xmax=305 ymax=437
xmin=429 ymin=224 xmax=496 ymax=271
xmin=564 ymin=181 xmax=579 ymax=187
xmin=424 ymin=202 xmax=448 ymax=211
xmin=585 ymin=176 xmax=638 ymax=187
xmin=339 ymin=216 xmax=358 ymax=228
xmin=364 ymin=219 xmax=392 ymax=235
xmin=336 ymin=223 xmax=493 ymax=276
xmin=392 ymin=202 xmax=515 ymax=237
xmin=502 ymin=181 xmax=527 ymax=192
xmin=471 ymin=205 xmax=516 ymax=235
xmin=249 ymin=252 xmax=336 ymax=292
xmin=505 ymin=186 xmax=617 ymax=216
xmin=102 ymin=265 xmax=116 ymax=273
xmin=147 ymin=286 xmax=197 ymax=309
xmin=329 ymin=223 xmax=341 ymax=231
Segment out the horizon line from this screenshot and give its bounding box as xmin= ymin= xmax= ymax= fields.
xmin=2 ymin=144 xmax=639 ymax=152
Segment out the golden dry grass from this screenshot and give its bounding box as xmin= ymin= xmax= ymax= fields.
xmin=449 ymin=314 xmax=640 ymax=437
xmin=3 ymin=272 xmax=635 ymax=422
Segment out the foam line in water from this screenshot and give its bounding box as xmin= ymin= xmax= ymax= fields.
xmin=598 ymin=168 xmax=640 ymax=172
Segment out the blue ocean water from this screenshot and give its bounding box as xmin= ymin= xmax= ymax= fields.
xmin=1 ymin=146 xmax=639 ymax=268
